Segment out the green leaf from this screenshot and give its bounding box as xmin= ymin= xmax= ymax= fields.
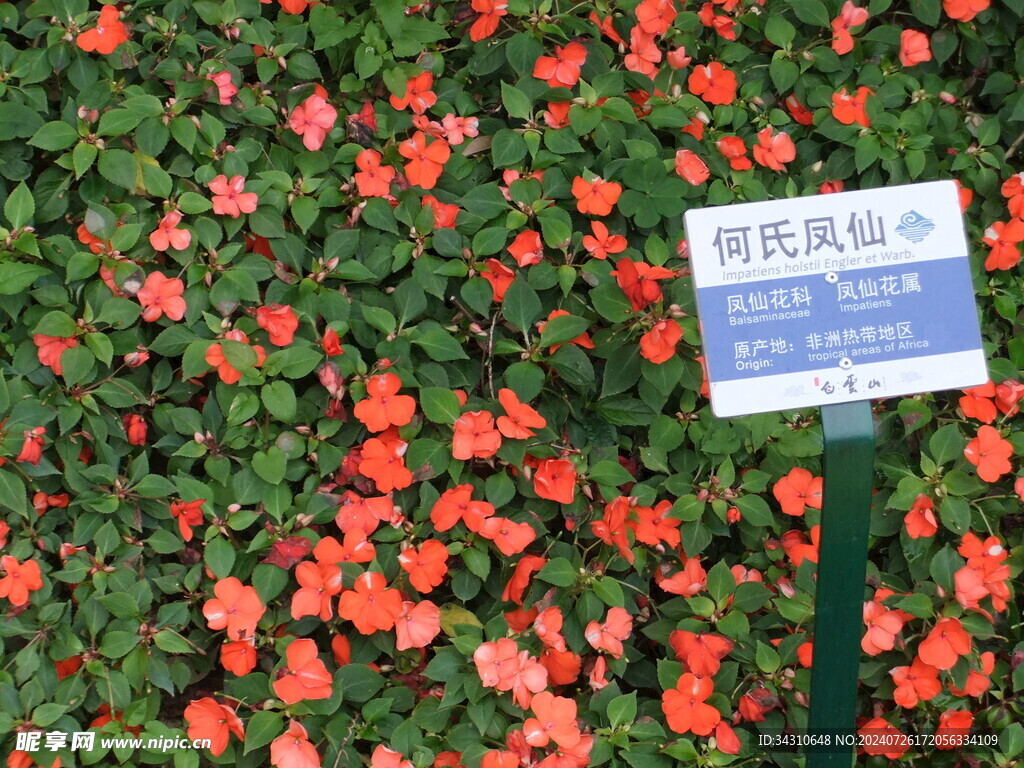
xmin=588 ymin=459 xmax=634 ymax=487
xmin=491 ymin=129 xmax=528 ymax=167
xmin=502 ymin=278 xmax=541 ymax=332
xmin=4 ymin=182 xmax=34 ymax=228
xmin=929 ymin=424 xmax=965 ymax=465
xmin=29 ymin=121 xmax=79 ymax=151
xmin=98 ymin=109 xmax=146 ymax=137
xmin=221 ymin=338 xmax=258 ymax=372
xmin=787 ymin=0 xmax=830 ymax=26
xmin=501 ymin=82 xmax=533 ymax=120
xmin=251 ymin=447 xmax=287 ymax=485
xmin=412 ymin=328 xmax=470 ymax=361
xmin=205 ymin=537 xmax=236 ymax=579
xmin=607 ymin=692 xmax=637 ymax=728
xmin=938 ymin=495 xmax=971 ymax=535
xmin=0 ymin=263 xmax=49 ymax=295
xmin=72 ymin=142 xmax=98 ymax=178
xmin=755 ymin=642 xmax=781 ymax=673
xmin=0 ymin=469 xmax=28 ymax=517
xmin=539 ymin=314 xmax=590 ymax=347
xmin=420 ymin=387 xmax=462 ymax=424
xmin=84 ymin=332 xmax=113 ymax=366
xmin=99 ymin=631 xmax=141 ymax=659
xmin=97 ymin=149 xmax=137 ymax=191
xmin=261 ymin=382 xmax=297 ymax=422
xmin=537 ymin=558 xmax=577 ymax=587
xmin=244 ymin=711 xmax=284 ymax=754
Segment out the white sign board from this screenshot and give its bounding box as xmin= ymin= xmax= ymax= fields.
xmin=684 ymin=180 xmax=987 ymax=418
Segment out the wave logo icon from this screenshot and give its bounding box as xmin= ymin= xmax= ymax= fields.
xmin=894 ymin=210 xmax=935 ymax=243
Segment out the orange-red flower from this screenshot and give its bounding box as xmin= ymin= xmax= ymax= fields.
xmin=474 ymin=638 xmax=520 ymax=689
xmin=389 ymin=72 xmax=438 ymax=114
xmin=917 ymin=617 xmax=972 ymax=670
xmin=470 ymin=0 xmax=508 ymax=41
xmin=784 ymin=94 xmax=815 ymax=125
xmin=858 ymin=717 xmax=908 ymax=759
xmin=334 ymin=491 xmax=394 ymax=535
xmin=612 ymin=258 xmax=676 ymax=311
xmin=290 ymin=561 xmax=343 ymax=621
xmin=205 ymin=330 xmax=267 ymax=385
xmin=658 ymin=556 xmax=708 ymax=596
xmin=353 ymin=373 xmax=417 ymax=433
xmin=636 ymin=0 xmax=677 ymax=34
xmin=137 ymin=272 xmax=186 ymax=322
xmin=370 ymin=745 xmax=413 ymax=768
xmin=314 ymin=530 xmax=376 ymax=566
xmin=670 ymin=630 xmax=734 ymax=677
xmin=354 ymin=150 xmax=395 ymax=198
xmin=270 ymin=720 xmax=320 ymax=768
xmin=995 ymin=378 xmax=1024 ymax=417
xmin=890 ymin=658 xmax=941 ymax=708
xmin=582 ymin=221 xmax=627 ymax=260
xmin=76 ymin=5 xmax=129 ymax=54
xmin=221 ymin=639 xmax=257 ymax=676
xmin=716 ymin=136 xmax=751 ymax=171
xmin=662 ymin=673 xmax=721 ymax=736
xmin=861 ymin=600 xmax=905 ymax=655
xmin=571 ymin=176 xmax=622 ymax=216
xmin=422 ymin=195 xmax=460 ymax=229
xmin=688 ymin=62 xmax=737 ymax=105
xmin=34 ymin=334 xmax=79 ymax=376
xmin=203 ymin=577 xmax=266 ymax=640
xmin=584 ymin=607 xmax=633 ymax=658
xmin=359 ymin=432 xmax=413 ymax=492
xmin=947 ymin=651 xmax=995 ymax=697
xmin=398 ymin=540 xmax=449 ymax=593
xmin=256 ymin=304 xmax=299 ymax=346
xmin=674 ymin=149 xmax=710 ymax=185
xmin=16 ymin=427 xmax=46 ymax=466
xmin=943 ymin=0 xmax=989 ymax=21
xmin=899 ymin=29 xmax=932 ymax=66
xmin=624 ymin=27 xmax=661 ymax=77
xmin=904 ymin=494 xmax=937 ymax=539
xmin=502 ymin=554 xmax=547 ymax=605
xmin=274 ymin=638 xmax=333 ymax=704
xmin=478 ymin=516 xmax=537 ymax=556
xmin=322 ymin=327 xmax=344 ymax=356
xmin=960 ymin=381 xmax=997 ymax=423
xmin=149 ymin=211 xmax=191 ymax=252
xmin=170 ymin=498 xmax=204 ymax=542
xmin=523 ymin=691 xmax=581 ymax=748
xmin=935 ymin=709 xmax=974 ymax=750
xmin=399 ymin=131 xmax=451 ymax=190
xmin=831 ymin=1 xmax=869 ymax=55
xmin=184 ymin=698 xmax=244 ymax=757
xmin=533 ymin=458 xmax=577 ymax=504
xmin=772 ymin=467 xmax=823 ymax=516
xmin=832 ymin=87 xmax=873 ymax=127
xmin=533 ymin=42 xmax=588 ymax=88
xmin=0 ymin=556 xmax=43 ymax=607
xmin=430 ymin=485 xmax=495 ymax=532
xmin=497 ymin=388 xmax=546 ymax=439
xmin=452 ymin=411 xmax=502 ymax=460
xmin=964 ymin=424 xmax=1013 ymax=482
xmin=539 ymin=309 xmax=595 ymax=352
xmin=337 ymin=571 xmax=403 ymax=634
xmin=395 ymin=600 xmax=442 ymax=650
xmin=479 ymin=259 xmax=515 ymax=302
xmin=640 ymin=319 xmax=682 ymax=364
xmin=209 ymin=175 xmax=259 ymax=218
xmin=752 ymin=127 xmax=796 ymax=171
xmin=982 ymin=219 xmax=1024 ymax=271
xmin=289 ymin=94 xmax=337 ymax=151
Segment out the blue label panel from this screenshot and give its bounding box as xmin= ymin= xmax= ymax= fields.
xmin=696 ymin=257 xmax=983 ymax=384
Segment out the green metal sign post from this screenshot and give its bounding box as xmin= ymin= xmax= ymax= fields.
xmin=806 ymin=400 xmax=876 ymax=768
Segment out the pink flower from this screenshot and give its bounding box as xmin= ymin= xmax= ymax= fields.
xmin=207 ymin=71 xmax=238 ymax=105
xmin=831 ymin=1 xmax=869 ymax=54
xmin=209 ymin=175 xmax=258 ymax=218
xmin=149 ymin=211 xmax=191 ymax=252
xmin=289 ymin=94 xmax=338 ymax=151
xmin=440 ymin=114 xmax=479 ymax=145
xmin=899 ymin=30 xmax=932 ymax=66
xmin=137 ymin=272 xmax=187 ymax=322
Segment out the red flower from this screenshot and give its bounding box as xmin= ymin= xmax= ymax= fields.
xmin=943 ymin=0 xmax=989 ymax=21
xmin=205 ymin=329 xmax=267 ymax=385
xmin=370 ymin=745 xmax=414 ymax=768
xmin=523 ymin=691 xmax=581 ymax=748
xmin=890 ymin=658 xmax=941 ymax=708
xmin=479 ymin=259 xmax=515 ymax=302
xmin=590 ymin=12 xmax=625 ymax=46
xmin=611 ymin=258 xmax=676 ymax=311
xmin=688 ymin=62 xmax=737 ymax=105
xmin=170 ymin=498 xmax=204 ymax=542
xmin=831 ymin=1 xmax=869 ymax=55
xmin=208 ymin=70 xmax=238 ymax=105
xmin=982 ymin=219 xmax=1024 ymax=271
xmin=533 ymin=458 xmax=577 ymax=504
xmin=963 ymin=424 xmax=1013 ymax=482
xmin=582 ymin=221 xmax=627 ymax=260
xmin=674 ymin=149 xmax=710 ymax=185
xmin=639 ymin=319 xmax=682 ymax=364
xmin=274 ymin=638 xmax=333 ymax=705
xmin=772 ymin=467 xmax=823 ymax=516
xmin=784 ymin=94 xmax=815 ymax=125
xmin=899 ymin=29 xmax=932 ymax=66
xmin=34 ymin=334 xmax=79 ymax=375
xmin=389 ymin=72 xmax=438 ymax=114
xmin=624 ymin=27 xmax=661 ymax=77
xmin=399 ymin=131 xmax=451 ymax=190
xmin=832 ymin=87 xmax=873 ymax=127
xmin=270 ymin=720 xmax=320 ymax=768
xmin=533 ymin=42 xmax=588 ymax=88
xmin=359 ymin=431 xmax=413 ymax=492
xmin=960 ymin=381 xmax=997 ymax=423
xmin=137 ymin=272 xmax=186 ymax=322
xmin=221 ymin=639 xmax=257 ymax=676
xmin=478 ymin=516 xmax=537 ymax=556
xmin=289 ymin=94 xmax=337 ymax=151
xmin=321 ymin=327 xmax=344 ymax=356
xmin=670 ymin=630 xmax=734 ymax=676
xmin=0 ymin=556 xmax=43 ymax=607
xmin=354 ymin=373 xmax=417 ymax=432
xmin=497 ymin=388 xmax=546 ymax=439
xmin=470 ymin=0 xmax=508 ymax=42
xmin=314 ymin=530 xmax=376 ymax=566
xmin=667 ymin=46 xmax=693 ymax=69
xmin=354 ymin=149 xmax=395 ymax=198
xmin=16 ymin=427 xmax=46 ymax=466
xmin=862 ymin=600 xmax=904 ymax=655
xmin=422 ymin=195 xmax=460 ymax=229
xmin=716 ymin=136 xmax=751 ymax=171
xmin=399 ymin=540 xmax=449 ymax=593
xmin=584 ymin=607 xmax=633 ymax=658
xmin=571 ymin=176 xmax=622 ymax=216
xmin=752 ymin=127 xmax=796 ymax=171
xmin=904 ymin=494 xmax=937 ymax=539
xmin=209 ymin=175 xmax=259 ymax=218
xmin=149 ymin=211 xmax=191 ymax=252
xmin=337 ymin=571 xmax=403 ymax=634
xmin=501 ymin=555 xmax=547 ymax=605
xmin=256 ymin=304 xmax=299 ymax=346
xmin=635 ymin=0 xmax=677 ymax=34
xmin=76 ymin=5 xmax=129 ymax=54
xmin=858 ymin=717 xmax=908 ymax=759
xmin=935 ymin=710 xmax=974 ymax=750
xmin=917 ymin=617 xmax=971 ymax=670
xmin=995 ymin=378 xmax=1024 ymax=416
xmin=290 ymin=561 xmax=343 ymax=621
xmin=452 ymin=411 xmax=502 ymax=460
xmin=184 ymin=698 xmax=244 ymax=757
xmin=395 ymin=600 xmax=441 ymax=650
xmin=203 ymin=577 xmax=265 ymax=640
xmin=508 ymin=230 xmax=544 ymax=267
xmin=430 ymin=484 xmax=495 ymax=532
xmin=662 ymin=673 xmax=721 ymax=736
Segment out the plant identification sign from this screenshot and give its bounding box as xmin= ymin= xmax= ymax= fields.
xmin=685 ymin=180 xmax=987 ymax=418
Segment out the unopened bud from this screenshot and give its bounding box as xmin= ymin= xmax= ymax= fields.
xmin=194 ymin=432 xmax=206 ymax=444
xmin=939 ymin=91 xmax=956 ymax=104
